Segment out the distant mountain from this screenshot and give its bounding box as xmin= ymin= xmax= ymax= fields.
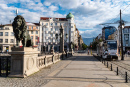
xmin=82 ymin=38 xmax=94 ymax=46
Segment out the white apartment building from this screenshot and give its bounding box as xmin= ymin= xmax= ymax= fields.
xmin=39 ymin=13 xmax=76 ymax=52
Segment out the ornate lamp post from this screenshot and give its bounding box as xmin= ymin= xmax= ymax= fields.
xmin=59 ymin=25 xmax=64 ymax=53
xmin=55 ymin=33 xmax=59 ymax=52
xmin=120 ymin=10 xmax=125 ymax=60
xmin=65 ymin=34 xmax=68 ymax=51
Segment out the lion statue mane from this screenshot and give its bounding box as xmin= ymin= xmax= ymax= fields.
xmin=12 ymin=15 xmax=33 ymax=47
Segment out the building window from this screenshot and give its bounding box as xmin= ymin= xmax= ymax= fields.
xmin=31 ymin=31 xmax=33 ymax=34
xmin=31 ymin=36 xmax=33 ymax=40
xmin=42 ymin=23 xmax=44 ymax=25
xmin=51 ymin=23 xmax=53 ymax=26
xmin=0 ymin=39 xmax=3 ymax=43
xmin=46 ymin=23 xmax=48 ymax=26
xmin=5 ymin=32 xmax=8 ymax=36
xmin=27 ymin=31 xmax=29 ymax=34
xmin=11 ymin=32 xmax=14 ymax=36
xmin=51 ymin=28 xmax=53 ymax=31
xmin=0 ymin=32 xmax=3 ymax=36
xmin=36 ymin=31 xmax=38 ymax=34
xmin=31 ymin=26 xmax=33 ymax=30
xmin=51 ymin=34 xmax=53 ymax=37
xmin=55 ymin=23 xmax=57 ymax=26
xmin=36 ymin=26 xmax=38 ymax=29
xmin=10 ymin=39 xmax=14 ymax=43
xmin=5 ymin=39 xmax=8 ymax=43
xmin=36 ymin=36 xmax=38 ymax=40
xmin=124 ymin=34 xmax=129 ymax=38
xmin=42 ymin=27 xmax=44 ymax=31
xmin=36 ymin=42 xmax=38 ymax=45
xmin=5 ymin=27 xmax=9 ymax=30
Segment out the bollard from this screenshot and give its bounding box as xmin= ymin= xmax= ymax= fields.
xmin=102 ymin=59 xmax=103 ymax=63
xmin=107 ymin=62 xmax=108 ymax=68
xmin=104 ymin=60 xmax=105 ymax=65
xmin=117 ymin=67 xmax=118 ymax=75
xmin=125 ymin=72 xmax=128 ymax=83
xmin=111 ymin=64 xmax=112 ymax=71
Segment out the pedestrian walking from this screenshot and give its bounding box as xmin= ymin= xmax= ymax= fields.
xmin=127 ymin=50 xmax=130 ymax=55
xmin=88 ymin=50 xmax=89 ymax=55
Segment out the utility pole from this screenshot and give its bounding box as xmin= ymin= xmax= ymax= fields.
xmin=120 ymin=9 xmax=124 ymax=60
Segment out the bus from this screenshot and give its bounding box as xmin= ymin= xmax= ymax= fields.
xmin=97 ymin=40 xmax=118 ymax=60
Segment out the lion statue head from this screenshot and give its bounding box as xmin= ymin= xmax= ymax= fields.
xmin=12 ymin=15 xmax=27 ymax=42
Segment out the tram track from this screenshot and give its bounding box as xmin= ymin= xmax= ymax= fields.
xmin=110 ymin=60 xmax=130 ymax=72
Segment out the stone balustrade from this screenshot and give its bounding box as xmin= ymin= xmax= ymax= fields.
xmin=37 ymin=53 xmax=63 ymax=70
xmin=8 ymin=47 xmax=73 ymax=78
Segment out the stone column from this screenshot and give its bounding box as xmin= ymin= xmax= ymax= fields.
xmin=60 ymin=25 xmax=64 ymax=53
xmin=60 ymin=25 xmax=66 ymax=59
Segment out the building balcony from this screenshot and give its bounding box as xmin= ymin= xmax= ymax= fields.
xmin=46 ymin=37 xmax=48 ymax=39
xmin=55 ymin=31 xmax=58 ymax=33
xmin=50 ymin=31 xmax=53 ymax=33
xmin=126 ymin=44 xmax=128 ymax=46
xmin=53 ymin=34 xmax=55 ymax=37
xmin=125 ymin=38 xmax=129 ymax=40
xmin=45 ymin=31 xmax=48 ymax=33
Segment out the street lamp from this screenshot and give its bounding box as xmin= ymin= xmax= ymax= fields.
xmin=120 ymin=22 xmax=125 ymax=60
xmin=65 ymin=34 xmax=68 ymax=42
xmin=65 ymin=34 xmax=68 ymax=51
xmin=55 ymin=33 xmax=59 ymax=52
xmin=41 ymin=25 xmax=47 ymax=54
xmin=59 ymin=33 xmax=62 ymax=38
xmin=120 ymin=9 xmax=125 ymax=60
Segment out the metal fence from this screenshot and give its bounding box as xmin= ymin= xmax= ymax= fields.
xmin=0 ymin=56 xmax=11 ymax=77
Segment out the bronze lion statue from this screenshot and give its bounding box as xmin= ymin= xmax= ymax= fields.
xmin=12 ymin=15 xmax=33 ymax=47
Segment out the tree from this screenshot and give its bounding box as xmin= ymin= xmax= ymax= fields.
xmin=82 ymin=43 xmax=87 ymax=50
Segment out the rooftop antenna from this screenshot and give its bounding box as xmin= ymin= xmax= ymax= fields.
xmin=16 ymin=9 xmax=18 ymax=16
xmin=10 ymin=20 xmax=11 ymax=24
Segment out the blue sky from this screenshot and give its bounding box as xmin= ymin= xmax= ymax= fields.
xmin=0 ymin=0 xmax=130 ymax=38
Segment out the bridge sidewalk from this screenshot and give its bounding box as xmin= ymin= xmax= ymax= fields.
xmin=42 ymin=53 xmax=130 ymax=87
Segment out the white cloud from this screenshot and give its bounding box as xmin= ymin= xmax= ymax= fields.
xmin=49 ymin=5 xmax=59 ymax=11
xmin=79 ymin=28 xmax=102 ymax=38
xmin=0 ymin=0 xmax=130 ymax=38
xmin=43 ymin=1 xmax=51 ymax=6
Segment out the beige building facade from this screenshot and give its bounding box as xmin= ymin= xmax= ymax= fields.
xmin=0 ymin=24 xmax=16 ymax=52
xmin=0 ymin=22 xmax=40 ymax=52
xmin=26 ymin=22 xmax=40 ymax=47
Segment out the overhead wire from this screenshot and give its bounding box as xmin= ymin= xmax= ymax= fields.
xmin=100 ymin=3 xmax=130 ymax=26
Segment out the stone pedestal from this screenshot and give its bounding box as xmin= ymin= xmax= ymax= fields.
xmin=62 ymin=51 xmax=66 ymax=60
xmin=50 ymin=48 xmax=55 ymax=55
xmin=9 ymin=47 xmax=40 ymax=78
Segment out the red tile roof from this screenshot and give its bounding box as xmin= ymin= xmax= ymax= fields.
xmin=5 ymin=24 xmax=12 ymax=26
xmin=0 ymin=24 xmax=12 ymax=26
xmin=40 ymin=17 xmax=67 ymax=21
xmin=40 ymin=17 xmax=50 ymax=20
